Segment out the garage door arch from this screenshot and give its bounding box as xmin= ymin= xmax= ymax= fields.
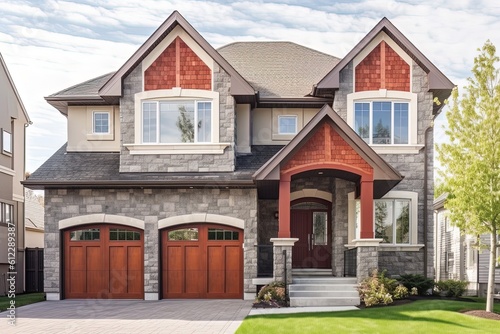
xmin=161 ymin=221 xmax=243 ymax=299
xmin=63 ymin=223 xmax=144 ymax=299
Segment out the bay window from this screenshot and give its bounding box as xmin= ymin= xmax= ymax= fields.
xmin=354 ymin=101 xmax=409 ymax=145
xmin=142 ymin=100 xmax=212 ymax=144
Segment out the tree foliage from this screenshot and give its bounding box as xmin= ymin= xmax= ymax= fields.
xmin=437 ymin=40 xmax=500 ymax=312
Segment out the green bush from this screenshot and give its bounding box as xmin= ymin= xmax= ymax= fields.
xmin=398 ymin=274 xmax=434 ymax=296
xmin=257 ymin=281 xmax=287 ymax=305
xmin=358 ymin=270 xmax=394 ymax=307
xmin=378 ymin=270 xmax=399 ymax=295
xmin=435 ymin=279 xmax=469 ymax=297
xmin=393 ymin=284 xmax=409 ymax=300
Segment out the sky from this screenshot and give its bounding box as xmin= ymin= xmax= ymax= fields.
xmin=1 ymin=0 xmax=499 ymax=173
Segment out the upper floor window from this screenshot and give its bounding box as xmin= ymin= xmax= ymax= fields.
xmin=2 ymin=129 xmax=12 ymax=155
xmin=93 ymin=112 xmax=110 ymax=134
xmin=142 ymin=100 xmax=212 ymax=144
xmin=278 ymin=115 xmax=298 ymax=135
xmin=354 ymin=101 xmax=409 ymax=145
xmin=1 ymin=202 xmax=13 ymax=225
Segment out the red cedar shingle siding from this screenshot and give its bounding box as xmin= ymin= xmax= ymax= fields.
xmin=355 ymin=42 xmax=410 ymax=92
xmin=384 ymin=44 xmax=410 ymax=91
xmin=282 ymin=123 xmax=373 ymax=174
xmin=144 ymin=37 xmax=212 ymax=91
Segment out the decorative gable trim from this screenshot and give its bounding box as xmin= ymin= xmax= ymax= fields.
xmin=99 ymin=11 xmax=254 ymax=98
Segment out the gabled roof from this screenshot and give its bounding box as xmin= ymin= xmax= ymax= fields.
xmin=316 ymin=17 xmax=454 ymax=114
xmin=218 ymin=42 xmax=340 ymax=98
xmin=0 ymin=53 xmax=31 ymax=123
xmin=253 ymin=104 xmax=403 ymax=198
xmin=99 ymin=11 xmax=255 ymax=98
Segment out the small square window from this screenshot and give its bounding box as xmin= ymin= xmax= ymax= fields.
xmin=2 ymin=129 xmax=12 ymax=155
xmin=93 ymin=112 xmax=110 ymax=134
xmin=278 ymin=116 xmax=297 ymax=135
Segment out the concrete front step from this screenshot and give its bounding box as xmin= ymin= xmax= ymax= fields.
xmin=290 ymin=297 xmax=361 ymax=307
xmin=292 ymin=277 xmax=357 ymax=285
xmin=292 ymin=269 xmax=332 ymax=277
xmin=289 ymin=284 xmax=357 ymax=291
xmin=290 ymin=290 xmax=359 ymax=298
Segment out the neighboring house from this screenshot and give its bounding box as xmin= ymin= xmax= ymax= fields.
xmin=25 ymin=189 xmax=44 ymax=249
xmin=24 ymin=11 xmax=454 ymax=302
xmin=0 ymin=53 xmax=31 ymax=295
xmin=434 ymin=193 xmax=498 ymax=297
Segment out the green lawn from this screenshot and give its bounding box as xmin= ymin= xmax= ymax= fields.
xmin=0 ymin=293 xmax=45 ymax=312
xmin=237 ymin=299 xmax=500 ymax=334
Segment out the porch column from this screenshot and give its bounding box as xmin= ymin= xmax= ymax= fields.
xmin=278 ymin=178 xmax=291 ymax=238
xmin=360 ymin=177 xmax=374 ymax=239
xmin=270 ymin=238 xmax=297 ymax=284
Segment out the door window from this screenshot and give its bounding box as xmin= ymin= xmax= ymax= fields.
xmin=312 ymin=212 xmax=327 ymax=245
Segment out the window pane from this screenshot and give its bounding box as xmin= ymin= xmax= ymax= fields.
xmin=313 ymin=212 xmax=327 ymax=245
xmin=142 ymin=102 xmax=157 ymax=143
xmin=110 ymin=230 xmax=117 ymax=240
xmin=375 ymin=201 xmax=393 ymax=243
xmin=2 ymin=130 xmax=12 ymax=153
xmin=355 ymin=201 xmax=360 ymax=239
xmin=197 ymin=102 xmax=211 ymax=142
xmin=395 ymin=200 xmax=410 ymax=243
xmin=394 ymin=103 xmax=408 ymax=144
xmin=354 ymin=103 xmax=370 ymax=143
xmin=168 ymin=228 xmax=198 ymax=241
xmin=160 ymin=101 xmax=194 ymax=143
xmin=372 ymin=102 xmax=391 ymax=144
xmin=94 ymin=112 xmax=109 ymax=133
xmin=278 ymin=116 xmax=297 ymax=134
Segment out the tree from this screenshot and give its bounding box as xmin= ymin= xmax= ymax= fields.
xmin=176 ymin=105 xmax=194 ymax=142
xmin=437 ymin=41 xmax=500 ymax=312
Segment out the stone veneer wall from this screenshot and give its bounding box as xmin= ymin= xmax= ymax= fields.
xmin=44 ymin=188 xmax=257 ymax=298
xmin=257 ymin=200 xmax=278 ymax=245
xmin=334 ymin=179 xmax=355 ymax=276
xmin=356 ymin=246 xmax=379 ymax=283
xmin=119 ymin=63 xmax=236 ymax=172
xmin=333 ymin=60 xmax=434 ymax=278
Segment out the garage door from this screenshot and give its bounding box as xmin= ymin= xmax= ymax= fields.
xmin=161 ymin=223 xmax=243 ymax=299
xmin=64 ymin=224 xmax=144 ymax=299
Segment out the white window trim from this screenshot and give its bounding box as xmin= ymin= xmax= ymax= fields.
xmin=92 ymin=111 xmax=111 ymax=135
xmin=2 ymin=129 xmax=12 ymax=155
xmin=347 ymin=89 xmax=421 ymax=154
xmin=347 ymin=190 xmax=423 ymax=251
xmin=86 ymin=107 xmax=115 ymax=141
xmin=127 ymin=88 xmax=229 ymax=155
xmin=278 ymin=115 xmax=298 ymax=135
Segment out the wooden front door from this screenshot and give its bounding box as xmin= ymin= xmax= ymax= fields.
xmin=161 ymin=224 xmax=243 ymax=299
xmin=291 ymin=202 xmax=331 ymax=268
xmin=64 ymin=224 xmax=144 ymax=299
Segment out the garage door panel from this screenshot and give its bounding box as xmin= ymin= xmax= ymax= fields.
xmin=127 ymin=246 xmax=143 ymax=294
xmin=207 ymin=246 xmax=224 ymax=294
xmin=68 ymin=246 xmax=86 ymax=294
xmin=185 ymin=246 xmax=204 ymax=295
xmin=86 ymin=246 xmax=105 ymax=294
xmin=225 ymin=245 xmax=242 ymax=294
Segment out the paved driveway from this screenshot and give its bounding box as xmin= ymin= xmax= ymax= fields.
xmin=3 ymin=299 xmax=252 ymax=334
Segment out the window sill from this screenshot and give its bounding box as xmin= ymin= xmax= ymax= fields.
xmin=370 ymin=145 xmax=424 ymax=154
xmin=378 ymin=244 xmax=425 ymax=252
xmin=124 ymin=143 xmax=230 ymax=155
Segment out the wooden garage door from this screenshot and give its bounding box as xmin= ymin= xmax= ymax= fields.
xmin=64 ymin=224 xmax=144 ymax=299
xmin=161 ymin=224 xmax=243 ymax=299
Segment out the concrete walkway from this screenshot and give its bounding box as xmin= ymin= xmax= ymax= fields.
xmin=248 ymin=305 xmax=359 ymax=316
xmin=2 ymin=299 xmax=253 ymax=334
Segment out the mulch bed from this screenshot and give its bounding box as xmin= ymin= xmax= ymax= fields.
xmin=461 ymin=310 xmax=500 ymax=320
xmin=252 ymin=300 xmax=288 ymax=308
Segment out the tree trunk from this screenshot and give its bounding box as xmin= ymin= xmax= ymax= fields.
xmin=486 ymin=232 xmax=497 ymax=312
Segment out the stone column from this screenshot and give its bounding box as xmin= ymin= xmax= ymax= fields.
xmin=270 ymin=238 xmax=297 ymax=284
xmin=352 ymin=239 xmax=382 ymax=283
xmin=144 ymin=216 xmax=159 ymax=300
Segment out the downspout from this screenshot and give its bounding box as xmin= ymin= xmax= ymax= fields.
xmin=423 ymin=124 xmax=433 ymax=278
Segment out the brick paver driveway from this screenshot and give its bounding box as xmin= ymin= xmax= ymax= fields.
xmin=3 ymin=299 xmax=252 ymax=333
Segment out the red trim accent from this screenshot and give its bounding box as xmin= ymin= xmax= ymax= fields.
xmin=278 ymin=180 xmax=291 ymax=238
xmin=380 ymin=40 xmax=386 ymax=89
xmin=175 ymin=37 xmax=181 ymax=87
xmin=360 ymin=178 xmax=374 ymax=239
xmin=281 ymin=162 xmax=374 ymax=181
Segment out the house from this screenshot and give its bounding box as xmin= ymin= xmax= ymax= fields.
xmin=25 ymin=189 xmax=44 ymax=249
xmin=24 ymin=11 xmax=454 ymax=303
xmin=0 ymin=52 xmax=31 ymax=295
xmin=434 ymin=193 xmax=498 ymax=297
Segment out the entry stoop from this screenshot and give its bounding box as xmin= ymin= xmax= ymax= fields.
xmin=289 ymin=272 xmax=360 ymax=307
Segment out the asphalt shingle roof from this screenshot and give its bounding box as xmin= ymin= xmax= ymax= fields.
xmin=218 ymin=42 xmax=340 ymax=98
xmin=48 ymin=72 xmax=115 ymax=97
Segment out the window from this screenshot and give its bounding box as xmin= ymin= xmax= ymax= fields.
xmin=208 ymin=228 xmax=239 ymax=241
xmin=70 ymin=228 xmax=100 ymax=241
xmin=466 ymin=240 xmax=477 ymax=268
xmin=168 ymin=228 xmax=198 ymax=241
xmin=354 ymin=101 xmax=409 ymax=145
xmin=0 ymin=203 xmax=14 ymax=225
xmin=109 ymin=228 xmax=140 ymax=241
xmin=93 ymin=112 xmax=110 ymax=134
xmin=278 ymin=115 xmax=297 ymax=135
xmin=446 ymin=251 xmax=454 ymax=274
xmin=142 ymin=100 xmax=211 ymax=144
xmin=313 ymin=212 xmax=328 ymax=245
xmin=2 ymin=129 xmax=12 ymax=154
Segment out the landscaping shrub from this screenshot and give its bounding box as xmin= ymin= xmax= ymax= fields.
xmin=435 ymin=279 xmax=469 ymax=297
xmin=256 ymin=281 xmax=287 ymax=306
xmin=358 ymin=270 xmax=394 ymax=307
xmin=398 ymin=274 xmax=434 ymax=296
xmin=393 ymin=284 xmax=409 ymax=300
